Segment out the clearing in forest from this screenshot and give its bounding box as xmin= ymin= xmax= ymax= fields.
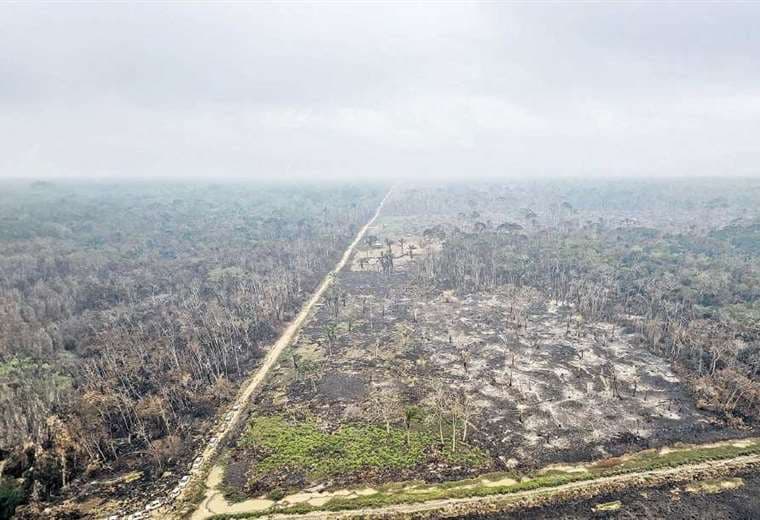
xmin=207 ymin=183 xmax=754 ymax=518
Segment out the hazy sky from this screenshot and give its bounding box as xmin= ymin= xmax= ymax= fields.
xmin=1 ymin=1 xmax=759 ymax=180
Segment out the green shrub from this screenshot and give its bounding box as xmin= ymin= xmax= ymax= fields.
xmin=0 ymin=478 xmax=25 ymax=520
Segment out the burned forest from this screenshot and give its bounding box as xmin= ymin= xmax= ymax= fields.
xmin=3 ymin=179 xmax=760 ymax=519
xmin=199 ymin=179 xmax=760 ymax=520
xmin=0 ymin=181 xmax=383 ymax=517
xmin=4 ymin=2 xmax=760 ymax=518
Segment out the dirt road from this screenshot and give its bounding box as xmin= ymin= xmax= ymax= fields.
xmin=187 ymin=435 xmax=760 ymax=519
xmin=257 ymin=452 xmax=760 ymax=519
xmin=137 ymin=188 xmax=394 ymax=520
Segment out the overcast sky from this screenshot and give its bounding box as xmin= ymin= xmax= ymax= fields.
xmin=1 ymin=1 xmax=759 ymax=181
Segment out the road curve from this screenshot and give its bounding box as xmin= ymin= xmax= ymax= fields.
xmin=149 ymin=187 xmax=394 ymax=520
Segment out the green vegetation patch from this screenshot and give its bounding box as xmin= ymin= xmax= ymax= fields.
xmin=241 ymin=415 xmax=486 ymax=483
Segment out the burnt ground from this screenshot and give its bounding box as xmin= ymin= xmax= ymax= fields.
xmin=466 ymin=469 xmax=760 ymax=519
xmin=224 ymin=211 xmax=748 ymax=495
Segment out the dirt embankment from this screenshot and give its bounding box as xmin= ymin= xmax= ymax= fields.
xmin=262 ymin=455 xmax=760 ymax=519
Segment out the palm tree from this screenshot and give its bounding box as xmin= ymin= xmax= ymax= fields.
xmin=323 ymin=322 xmax=338 ymax=356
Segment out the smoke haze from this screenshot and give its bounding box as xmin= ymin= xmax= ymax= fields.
xmin=1 ymin=2 xmax=759 ymax=180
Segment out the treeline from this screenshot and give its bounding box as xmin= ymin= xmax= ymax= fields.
xmin=0 ymin=181 xmax=382 ymax=507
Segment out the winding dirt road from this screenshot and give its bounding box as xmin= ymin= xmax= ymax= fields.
xmin=150 ymin=188 xmax=394 ymax=519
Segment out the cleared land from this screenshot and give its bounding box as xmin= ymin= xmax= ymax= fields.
xmin=196 ymin=183 xmax=759 ymax=519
